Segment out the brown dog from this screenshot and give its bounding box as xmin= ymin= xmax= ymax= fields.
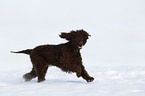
xmin=11 ymin=29 xmax=94 ymax=83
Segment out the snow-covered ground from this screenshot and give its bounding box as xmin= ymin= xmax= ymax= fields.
xmin=1 ymin=66 xmax=145 ymax=96
xmin=0 ymin=0 xmax=145 ymax=96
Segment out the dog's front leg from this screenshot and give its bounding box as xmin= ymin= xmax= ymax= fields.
xmin=80 ymin=65 xmax=94 ymax=82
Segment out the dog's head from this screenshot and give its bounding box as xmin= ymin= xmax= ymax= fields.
xmin=60 ymin=29 xmax=91 ymax=49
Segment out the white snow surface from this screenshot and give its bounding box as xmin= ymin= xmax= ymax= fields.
xmin=1 ymin=66 xmax=145 ymax=96
xmin=0 ymin=0 xmax=145 ymax=96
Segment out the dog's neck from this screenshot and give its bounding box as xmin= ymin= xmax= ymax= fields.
xmin=67 ymin=42 xmax=81 ymax=55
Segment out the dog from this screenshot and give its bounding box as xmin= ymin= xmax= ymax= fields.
xmin=11 ymin=29 xmax=94 ymax=83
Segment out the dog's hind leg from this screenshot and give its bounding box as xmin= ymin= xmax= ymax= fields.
xmin=36 ymin=64 xmax=49 ymax=83
xmin=23 ymin=68 xmax=37 ymax=81
xmin=30 ymin=53 xmax=49 ymax=83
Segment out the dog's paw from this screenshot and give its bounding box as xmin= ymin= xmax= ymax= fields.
xmin=86 ymin=77 xmax=94 ymax=82
xmin=23 ymin=73 xmax=32 ymax=81
xmin=37 ymin=78 xmax=46 ymax=83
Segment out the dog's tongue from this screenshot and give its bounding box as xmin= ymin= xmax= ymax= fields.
xmin=78 ymin=46 xmax=82 ymax=49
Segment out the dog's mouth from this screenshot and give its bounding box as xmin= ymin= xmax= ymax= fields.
xmin=77 ymin=45 xmax=82 ymax=49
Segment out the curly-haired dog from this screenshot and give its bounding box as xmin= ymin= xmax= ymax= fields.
xmin=11 ymin=29 xmax=94 ymax=83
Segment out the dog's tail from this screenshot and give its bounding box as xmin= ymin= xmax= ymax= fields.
xmin=11 ymin=49 xmax=32 ymax=55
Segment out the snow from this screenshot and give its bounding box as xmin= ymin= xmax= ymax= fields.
xmin=0 ymin=0 xmax=145 ymax=96
xmin=1 ymin=66 xmax=145 ymax=96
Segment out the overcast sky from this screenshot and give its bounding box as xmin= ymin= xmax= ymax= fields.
xmin=0 ymin=0 xmax=145 ymax=69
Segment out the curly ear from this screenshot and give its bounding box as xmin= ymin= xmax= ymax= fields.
xmin=59 ymin=32 xmax=70 ymax=40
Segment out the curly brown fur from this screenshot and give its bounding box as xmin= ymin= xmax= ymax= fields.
xmin=11 ymin=29 xmax=94 ymax=83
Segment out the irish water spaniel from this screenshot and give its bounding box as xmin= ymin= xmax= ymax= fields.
xmin=11 ymin=29 xmax=94 ymax=83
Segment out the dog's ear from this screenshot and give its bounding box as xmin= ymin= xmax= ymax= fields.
xmin=59 ymin=32 xmax=70 ymax=40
